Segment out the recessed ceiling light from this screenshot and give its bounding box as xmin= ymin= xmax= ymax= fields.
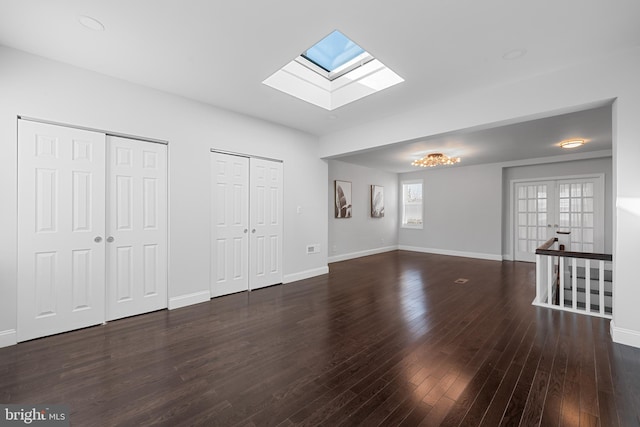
xmin=502 ymin=48 xmax=527 ymax=60
xmin=78 ymin=15 xmax=105 ymax=31
xmin=560 ymin=139 xmax=586 ymax=149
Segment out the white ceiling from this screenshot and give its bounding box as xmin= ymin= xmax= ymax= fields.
xmin=336 ymin=105 xmax=613 ymax=173
xmin=0 ymin=0 xmax=637 ymax=167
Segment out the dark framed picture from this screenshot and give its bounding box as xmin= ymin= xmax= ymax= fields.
xmin=334 ymin=180 xmax=352 ymax=218
xmin=371 ymin=185 xmax=384 ymax=218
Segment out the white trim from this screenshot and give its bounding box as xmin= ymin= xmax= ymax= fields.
xmin=168 ymin=291 xmax=211 ymax=310
xmin=0 ymin=329 xmax=17 ymax=348
xmin=328 ymin=245 xmax=399 ymax=264
xmin=532 ymin=301 xmax=612 ymax=319
xmin=503 ymin=254 xmax=514 ymax=261
xmin=398 ymin=245 xmax=503 ymax=261
xmin=611 ymin=321 xmax=640 ymax=349
xmin=283 ymin=266 xmax=329 ymax=284
xmin=18 ymin=116 xmax=168 ymax=145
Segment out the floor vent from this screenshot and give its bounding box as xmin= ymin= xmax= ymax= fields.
xmin=454 ymin=278 xmax=469 ymax=284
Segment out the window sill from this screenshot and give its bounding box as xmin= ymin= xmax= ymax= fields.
xmin=401 ymin=224 xmax=423 ymax=230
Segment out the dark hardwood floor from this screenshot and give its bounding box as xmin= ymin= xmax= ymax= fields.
xmin=1 ymin=251 xmax=639 ymax=426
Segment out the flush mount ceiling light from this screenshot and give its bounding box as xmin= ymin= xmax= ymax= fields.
xmin=78 ymin=15 xmax=105 ymax=31
xmin=411 ymin=153 xmax=461 ymax=168
xmin=262 ymin=30 xmax=404 ymax=110
xmin=559 ymin=139 xmax=586 ymax=149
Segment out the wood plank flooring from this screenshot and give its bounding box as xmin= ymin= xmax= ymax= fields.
xmin=1 ymin=251 xmax=639 ymax=426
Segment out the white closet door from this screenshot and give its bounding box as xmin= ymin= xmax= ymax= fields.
xmin=17 ymin=120 xmax=106 ymax=342
xmin=249 ymin=158 xmax=283 ymax=290
xmin=210 ymin=152 xmax=250 ymax=297
xmin=106 ymin=136 xmax=168 ymax=321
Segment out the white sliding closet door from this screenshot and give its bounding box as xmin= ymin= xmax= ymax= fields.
xmin=210 ymin=152 xmax=250 ymax=296
xmin=210 ymin=153 xmax=282 ymax=297
xmin=106 ymin=136 xmax=168 ymax=321
xmin=17 ymin=120 xmax=169 ymax=341
xmin=17 ymin=120 xmax=106 ymax=342
xmin=249 ymin=158 xmax=283 ymax=290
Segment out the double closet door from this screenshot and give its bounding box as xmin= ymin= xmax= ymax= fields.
xmin=17 ymin=120 xmax=168 ymax=342
xmin=210 ymin=152 xmax=283 ymax=297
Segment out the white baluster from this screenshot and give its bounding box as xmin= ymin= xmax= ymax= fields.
xmin=585 ymin=259 xmax=591 ymax=314
xmin=560 ymin=257 xmax=565 ymax=308
xmin=547 ymin=256 xmax=553 ymax=306
xmin=571 ymin=258 xmax=577 ymax=310
xmin=599 ymin=260 xmax=605 ymax=315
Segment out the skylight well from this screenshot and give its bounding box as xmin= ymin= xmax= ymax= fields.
xmin=263 ymin=30 xmax=403 ymax=110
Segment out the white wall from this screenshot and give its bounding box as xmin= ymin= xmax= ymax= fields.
xmin=328 ymin=160 xmax=398 ymax=262
xmin=502 ymin=157 xmax=613 ymax=258
xmin=0 ymin=46 xmax=328 ymax=346
xmin=398 ymin=163 xmax=503 ymax=260
xmin=320 ymin=47 xmax=640 ymax=348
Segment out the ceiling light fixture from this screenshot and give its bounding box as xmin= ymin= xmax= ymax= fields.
xmin=411 ymin=153 xmax=461 ymax=168
xmin=559 ymin=139 xmax=585 ymax=149
xmin=78 ymin=15 xmax=105 ymax=31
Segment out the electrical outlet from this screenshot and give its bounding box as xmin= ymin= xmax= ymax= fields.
xmin=306 ymin=244 xmax=320 ymax=254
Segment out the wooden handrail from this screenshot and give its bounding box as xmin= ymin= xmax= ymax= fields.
xmin=535 ymin=238 xmax=613 ymax=261
xmin=537 ymin=237 xmax=558 ymax=251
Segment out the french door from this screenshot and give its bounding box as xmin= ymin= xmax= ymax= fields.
xmin=17 ymin=120 xmax=168 ymax=342
xmin=210 ymin=152 xmax=283 ymax=297
xmin=514 ymin=177 xmax=604 ymax=262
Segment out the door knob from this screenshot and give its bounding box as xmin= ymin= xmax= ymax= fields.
xmin=244 ymin=229 xmax=248 ymax=234
xmin=252 ymin=229 xmax=256 ymax=233
xmin=106 ymin=236 xmax=115 ymax=243
xmin=94 ymin=236 xmax=103 ymax=243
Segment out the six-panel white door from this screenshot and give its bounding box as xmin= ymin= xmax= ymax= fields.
xmin=249 ymin=158 xmax=283 ymax=290
xmin=106 ymin=136 xmax=168 ymax=320
xmin=210 ymin=152 xmax=250 ymax=296
xmin=17 ymin=120 xmax=106 ymax=341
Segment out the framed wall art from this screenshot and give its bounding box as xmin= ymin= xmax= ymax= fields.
xmin=334 ymin=180 xmax=352 ymax=218
xmin=371 ymin=185 xmax=384 ymax=218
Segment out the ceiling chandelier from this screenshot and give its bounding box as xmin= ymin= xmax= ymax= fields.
xmin=411 ymin=152 xmax=461 ymax=168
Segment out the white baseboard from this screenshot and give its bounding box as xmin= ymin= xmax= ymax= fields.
xmin=611 ymin=321 xmax=640 ymax=349
xmin=0 ymin=329 xmax=17 ymax=348
xmin=328 ymin=245 xmax=399 ymax=264
xmin=398 ymin=245 xmax=503 ymax=262
xmin=503 ymin=254 xmax=514 ymax=261
xmin=168 ymin=290 xmax=211 ymax=310
xmin=283 ymin=266 xmax=329 ymax=284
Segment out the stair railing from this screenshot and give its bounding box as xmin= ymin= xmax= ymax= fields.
xmin=534 ymin=237 xmax=613 ymax=319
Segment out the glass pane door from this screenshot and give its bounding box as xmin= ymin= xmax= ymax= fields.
xmin=515 ymin=181 xmax=553 ymax=262
xmin=513 ymin=176 xmax=604 ymax=262
xmin=557 ymin=179 xmax=601 ymax=252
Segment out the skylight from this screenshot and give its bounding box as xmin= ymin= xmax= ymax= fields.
xmin=301 ymin=30 xmax=365 ymax=72
xmin=262 ymin=30 xmax=404 ymax=110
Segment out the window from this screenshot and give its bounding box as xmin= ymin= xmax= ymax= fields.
xmin=402 ymin=180 xmax=423 ymax=228
xmin=302 ymin=30 xmax=366 ymax=73
xmin=262 ymin=29 xmax=404 ymax=110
